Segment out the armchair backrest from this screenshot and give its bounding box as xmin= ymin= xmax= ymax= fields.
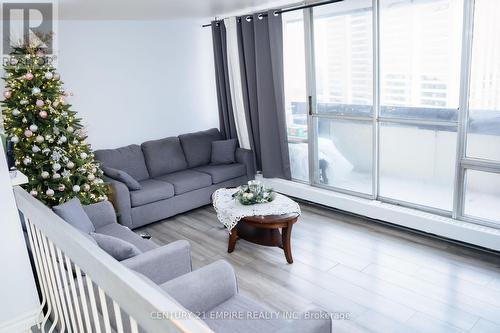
xmin=82 ymin=200 xmax=118 ymax=230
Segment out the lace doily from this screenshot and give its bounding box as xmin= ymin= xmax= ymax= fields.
xmin=212 ymin=188 xmax=301 ymax=232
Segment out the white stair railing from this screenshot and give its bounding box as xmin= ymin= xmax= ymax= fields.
xmin=14 ymin=186 xmax=213 ymax=333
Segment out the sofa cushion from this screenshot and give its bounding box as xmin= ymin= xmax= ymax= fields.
xmin=194 ymin=163 xmax=246 ymax=184
xmin=90 ymin=232 xmax=141 ymax=261
xmin=211 ymin=139 xmax=237 ymax=165
xmin=155 ymin=170 xmax=212 ymax=195
xmin=178 ymin=128 xmax=223 ymax=168
xmin=102 ymin=166 xmax=141 ymax=190
xmin=141 ymin=137 xmax=188 ymax=177
xmin=203 ymin=294 xmax=282 ymax=333
xmin=95 ymin=144 xmax=150 ymax=181
xmin=95 ymin=223 xmax=157 ymax=252
xmin=130 ymin=179 xmax=175 ymax=207
xmin=53 ymin=198 xmax=95 ymax=233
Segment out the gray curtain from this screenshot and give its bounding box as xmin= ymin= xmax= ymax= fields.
xmin=237 ymin=11 xmax=291 ymax=180
xmin=211 ymin=21 xmax=238 ymax=140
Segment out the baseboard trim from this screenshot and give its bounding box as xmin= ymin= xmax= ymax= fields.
xmin=260 ymin=177 xmax=500 ymax=252
xmin=0 ymin=308 xmax=39 ymax=333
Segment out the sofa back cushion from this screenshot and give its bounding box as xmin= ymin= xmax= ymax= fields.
xmin=141 ymin=137 xmax=188 ymax=177
xmin=95 ymin=144 xmax=150 ymax=181
xmin=178 ymin=128 xmax=223 ymax=168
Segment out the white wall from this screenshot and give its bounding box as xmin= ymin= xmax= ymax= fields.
xmin=0 ymin=147 xmax=39 ymax=332
xmin=57 ymin=19 xmax=219 ymax=149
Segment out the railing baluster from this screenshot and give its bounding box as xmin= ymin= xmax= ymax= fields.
xmin=25 ymin=219 xmax=48 ymax=328
xmin=48 ymin=240 xmax=72 ymax=332
xmin=36 ymin=227 xmax=62 ymax=333
xmin=56 ymin=248 xmax=78 ymax=332
xmin=113 ymin=300 xmax=124 ymax=333
xmin=75 ymin=266 xmax=93 ymax=333
xmin=129 ymin=317 xmax=139 ymax=333
xmin=85 ymin=275 xmax=102 ymax=333
xmin=65 ymin=254 xmax=85 ymax=333
xmin=98 ymin=287 xmax=112 ymax=333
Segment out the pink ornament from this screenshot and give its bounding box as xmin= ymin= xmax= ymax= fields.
xmin=58 ymin=184 xmax=65 ymax=192
xmin=3 ymin=91 xmax=12 ymax=99
xmin=39 ymin=110 xmax=48 ymax=118
xmin=24 ymin=129 xmax=33 ymax=137
xmin=25 ymin=72 xmax=34 ymax=80
xmin=36 ymin=100 xmax=44 ymax=107
xmin=36 ymin=50 xmax=45 ymax=57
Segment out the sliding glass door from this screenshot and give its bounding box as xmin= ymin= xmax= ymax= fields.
xmin=282 ymin=0 xmax=500 ymax=228
xmin=311 ymin=0 xmax=374 ymax=196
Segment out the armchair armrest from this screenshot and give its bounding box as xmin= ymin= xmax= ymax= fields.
xmin=122 ymin=240 xmax=192 ymax=284
xmin=276 ymin=309 xmax=332 ymax=333
xmin=104 ymin=176 xmax=133 ymax=229
xmin=82 ymin=200 xmax=118 ymax=229
xmin=160 ymin=259 xmax=238 ymax=314
xmin=236 ymin=148 xmax=256 ymax=180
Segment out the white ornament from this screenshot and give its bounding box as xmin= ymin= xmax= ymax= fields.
xmin=29 ymin=124 xmax=38 ymax=132
xmin=82 ymin=184 xmax=90 ymax=192
xmin=46 ymin=189 xmax=55 ymax=197
xmin=67 ymin=126 xmax=74 ymax=133
xmin=10 ymin=58 xmax=18 ymax=65
xmin=53 ymin=127 xmax=60 ymax=134
xmin=20 ymin=99 xmax=28 ymax=105
xmin=72 ymin=185 xmax=81 ymax=193
xmin=61 ymin=169 xmax=71 ymax=178
xmin=11 ymin=109 xmax=20 ymax=117
xmin=35 ymin=135 xmax=44 ymax=143
xmin=45 ymin=72 xmax=53 ymax=79
xmin=87 ymin=174 xmax=95 ymax=181
xmin=58 ymin=184 xmax=66 ymax=192
xmin=23 ymin=157 xmax=31 ymax=165
xmin=22 ymin=117 xmax=27 ymax=123
xmin=66 ymin=161 xmax=75 ymax=169
xmin=32 ymin=87 xmax=41 ymax=95
xmin=41 ymin=171 xmax=50 ymax=179
xmin=52 ymin=173 xmax=61 ymax=179
xmin=42 ymin=148 xmax=51 ymax=155
xmin=52 ymin=163 xmax=61 ymax=171
xmin=30 ymin=190 xmax=38 ymax=197
xmin=51 ymin=151 xmax=62 ymax=161
xmin=59 ymin=136 xmax=67 ymax=143
xmin=80 ymin=152 xmax=88 ymax=159
xmin=32 ymin=145 xmax=40 ymax=153
xmin=10 ymin=135 xmax=19 ymax=143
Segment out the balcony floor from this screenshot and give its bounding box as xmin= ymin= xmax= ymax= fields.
xmin=137 ymin=202 xmax=500 ymax=333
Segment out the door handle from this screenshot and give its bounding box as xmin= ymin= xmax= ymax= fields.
xmin=308 ymin=95 xmax=313 ymax=116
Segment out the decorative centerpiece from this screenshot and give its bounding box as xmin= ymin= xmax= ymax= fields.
xmin=232 ymin=180 xmax=276 ymax=205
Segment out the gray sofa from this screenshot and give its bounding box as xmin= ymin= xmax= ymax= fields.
xmin=95 ymin=128 xmax=255 ymax=229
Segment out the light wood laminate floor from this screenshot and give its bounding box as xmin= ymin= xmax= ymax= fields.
xmin=137 ymin=202 xmax=500 ymax=333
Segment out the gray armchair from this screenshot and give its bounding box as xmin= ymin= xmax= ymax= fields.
xmin=81 ymin=200 xmax=192 ymax=281
xmin=159 ymin=260 xmax=332 ymax=333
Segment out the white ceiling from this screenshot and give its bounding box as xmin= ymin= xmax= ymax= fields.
xmin=58 ymin=0 xmax=302 ymax=20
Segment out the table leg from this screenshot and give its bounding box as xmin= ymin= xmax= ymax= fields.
xmin=228 ymin=228 xmax=238 ymax=253
xmin=282 ymin=223 xmax=294 ymax=264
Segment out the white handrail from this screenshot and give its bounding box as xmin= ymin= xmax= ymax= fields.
xmin=14 ymin=186 xmax=213 ymax=333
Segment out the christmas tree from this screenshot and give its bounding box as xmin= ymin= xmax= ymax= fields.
xmin=2 ymin=40 xmax=108 ymax=207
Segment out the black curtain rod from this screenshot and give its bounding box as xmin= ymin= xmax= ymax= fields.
xmin=202 ymin=0 xmax=344 ymax=27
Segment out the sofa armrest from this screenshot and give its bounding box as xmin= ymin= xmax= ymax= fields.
xmin=122 ymin=240 xmax=192 ymax=284
xmin=276 ymin=309 xmax=332 ymax=333
xmin=104 ymin=176 xmax=133 ymax=229
xmin=82 ymin=200 xmax=118 ymax=229
xmin=160 ymin=259 xmax=238 ymax=314
xmin=236 ymin=148 xmax=256 ymax=180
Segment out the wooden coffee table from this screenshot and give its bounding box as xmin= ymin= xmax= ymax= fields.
xmin=227 ymin=212 xmax=300 ymax=264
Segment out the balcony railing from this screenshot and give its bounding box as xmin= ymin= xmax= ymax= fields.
xmin=14 ymin=186 xmax=212 ymax=333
